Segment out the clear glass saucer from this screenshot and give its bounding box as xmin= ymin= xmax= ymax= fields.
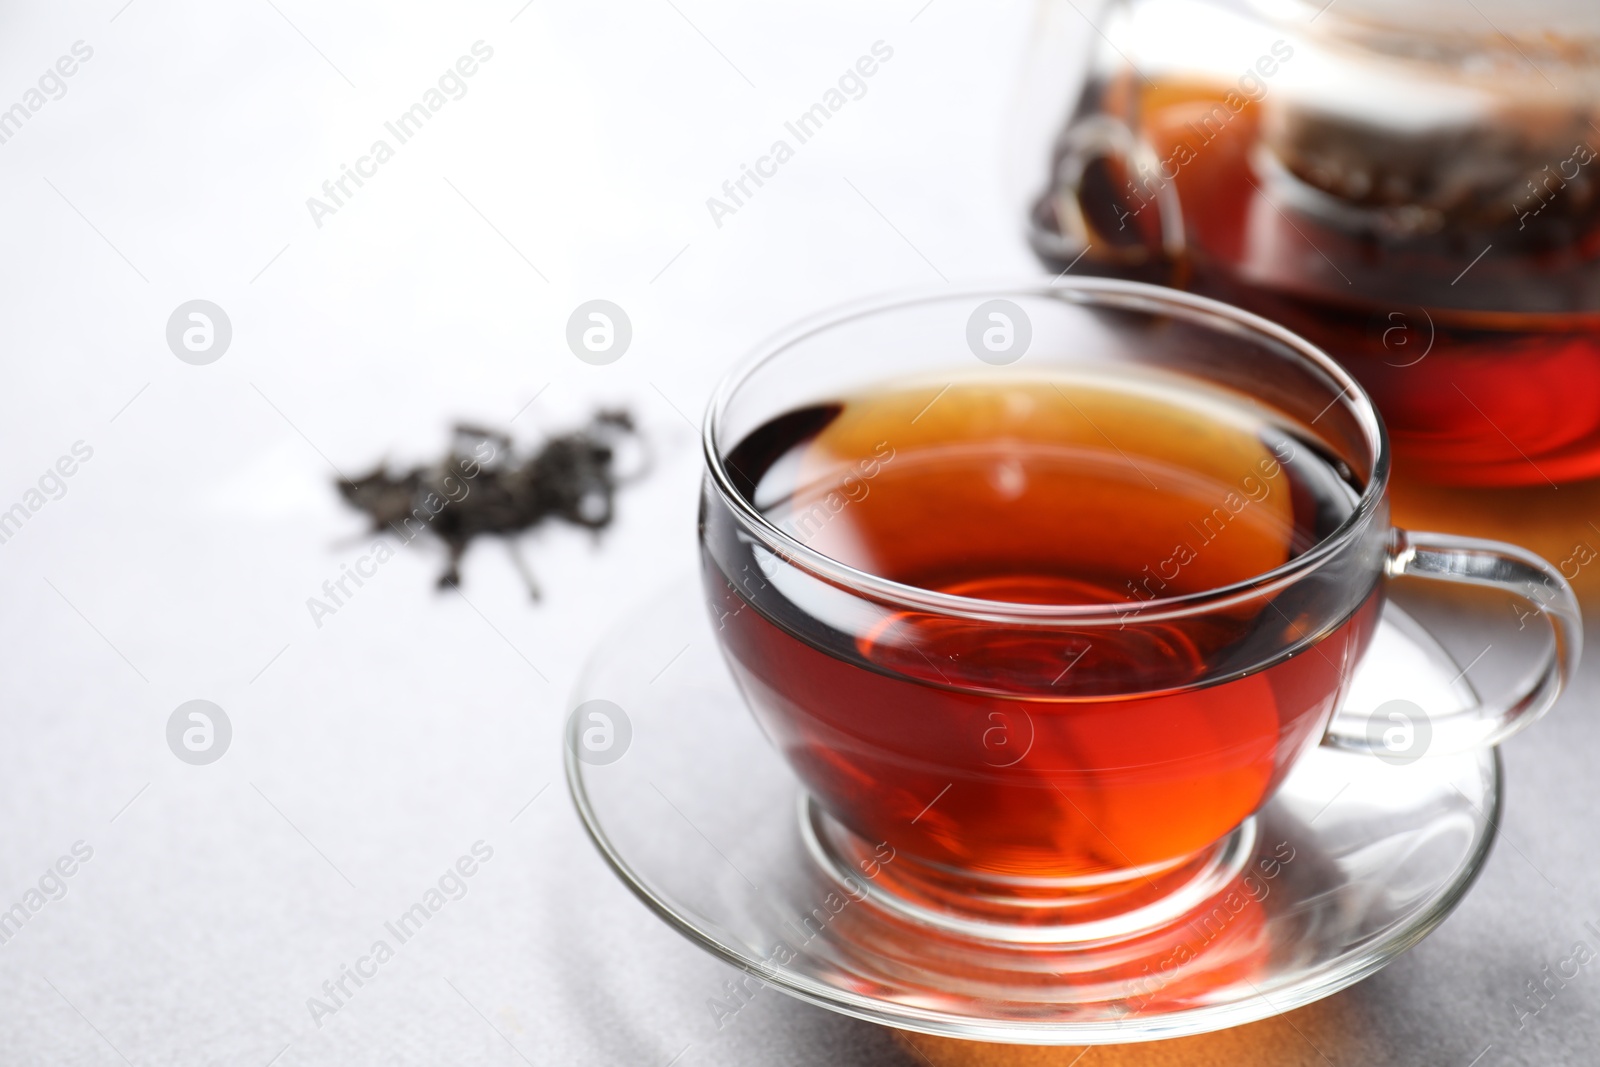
xmin=566 ymin=576 xmax=1501 ymax=1045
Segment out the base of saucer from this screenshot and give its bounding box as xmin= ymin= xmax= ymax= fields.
xmin=567 ymin=575 xmax=1501 ymax=1044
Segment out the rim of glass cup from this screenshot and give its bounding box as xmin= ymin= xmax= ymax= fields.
xmin=702 ymin=279 xmax=1390 ymax=627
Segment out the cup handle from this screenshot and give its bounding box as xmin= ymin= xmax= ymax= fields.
xmin=1040 ymin=115 xmax=1186 ymax=274
xmin=1323 ymin=529 xmax=1583 ymax=757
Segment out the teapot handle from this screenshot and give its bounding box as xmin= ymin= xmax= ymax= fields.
xmin=1037 ymin=115 xmax=1187 ymax=279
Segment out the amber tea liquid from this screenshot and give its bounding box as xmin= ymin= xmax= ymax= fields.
xmin=703 ymin=373 xmax=1381 ymax=894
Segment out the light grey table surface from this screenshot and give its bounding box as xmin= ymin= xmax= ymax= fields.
xmin=2 ymin=3 xmax=1595 ymax=1065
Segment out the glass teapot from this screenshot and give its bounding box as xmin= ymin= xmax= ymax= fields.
xmin=1024 ymin=0 xmax=1600 ymax=486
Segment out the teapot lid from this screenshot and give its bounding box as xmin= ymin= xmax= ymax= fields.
xmin=1251 ymin=0 xmax=1600 ymax=56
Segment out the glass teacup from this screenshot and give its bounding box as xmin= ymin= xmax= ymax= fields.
xmin=698 ymin=280 xmax=1580 ymax=941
